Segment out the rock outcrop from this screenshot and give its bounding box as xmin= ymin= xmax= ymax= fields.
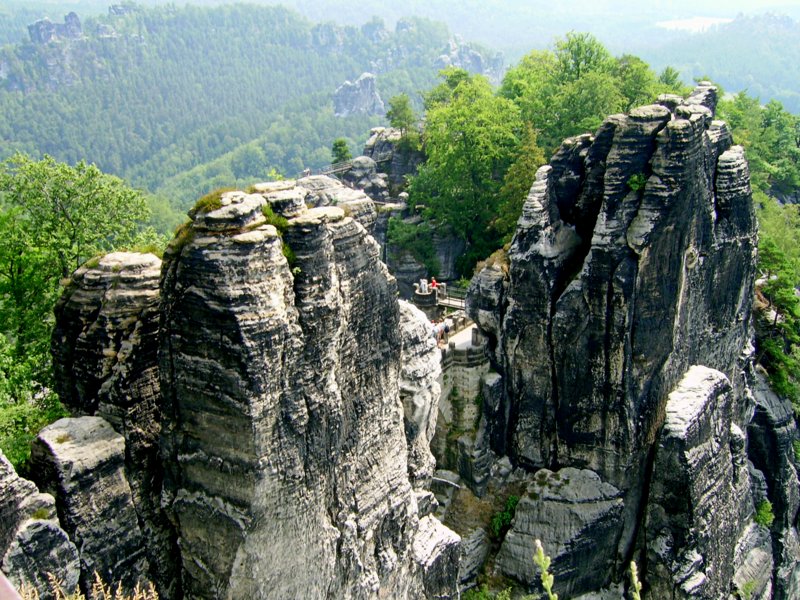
xmin=334 ymin=72 xmax=385 ymax=117
xmin=158 ymin=190 xmax=458 ymax=597
xmin=462 ymin=85 xmax=794 ymax=596
xmin=645 ymin=367 xmax=751 ymax=599
xmin=28 ymin=13 xmax=83 ymax=45
xmin=0 ymin=450 xmax=80 ymax=598
xmin=341 ymin=155 xmax=390 ymax=202
xmin=49 ymin=251 xmax=176 ymax=597
xmin=363 ymin=127 xmax=425 ymax=190
xmin=434 ymin=36 xmax=504 ymax=85
xmin=30 ymin=417 xmax=149 ymax=593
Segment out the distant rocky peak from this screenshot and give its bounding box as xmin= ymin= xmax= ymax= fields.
xmin=334 ymin=72 xmax=385 ymax=117
xmin=435 ymin=36 xmax=504 ymax=84
xmin=28 ymin=12 xmax=82 ymax=45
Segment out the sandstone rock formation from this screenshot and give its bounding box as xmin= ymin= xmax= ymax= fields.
xmin=158 ymin=190 xmax=458 ymax=597
xmin=462 ymin=85 xmax=799 ymax=597
xmin=30 ymin=417 xmax=149 ymax=593
xmin=50 ymin=251 xmax=176 ymax=597
xmin=646 ymin=367 xmax=749 ymax=599
xmin=334 ymin=72 xmax=385 ymax=117
xmin=363 ymin=126 xmax=425 ymax=190
xmin=0 ymin=450 xmax=80 ymax=598
xmin=28 ymin=13 xmax=83 ymax=45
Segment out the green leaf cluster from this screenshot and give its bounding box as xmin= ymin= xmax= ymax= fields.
xmin=0 ymin=153 xmax=154 ymax=467
xmin=331 ymin=138 xmax=353 ymax=164
xmin=755 ymin=499 xmax=775 ymax=527
xmin=409 ymin=69 xmax=523 ymax=275
xmin=501 ymin=32 xmax=687 ymax=152
xmin=387 ymin=217 xmax=440 ymax=276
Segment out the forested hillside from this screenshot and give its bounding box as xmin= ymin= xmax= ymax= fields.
xmin=0 ymin=3 xmax=497 ymax=212
xmin=642 ymin=13 xmax=800 ymax=113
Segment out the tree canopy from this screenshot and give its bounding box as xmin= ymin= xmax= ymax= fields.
xmin=409 ymin=70 xmax=522 ymax=273
xmin=0 ymin=153 xmax=155 ymax=467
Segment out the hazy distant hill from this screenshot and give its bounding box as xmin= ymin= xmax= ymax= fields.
xmin=639 ymin=13 xmax=800 ymax=112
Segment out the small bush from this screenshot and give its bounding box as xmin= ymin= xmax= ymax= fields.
xmin=490 ymin=495 xmax=519 ymax=540
xmin=474 ymin=247 xmax=509 ymax=276
xmin=793 ymin=440 xmax=800 ymax=463
xmin=262 ymin=203 xmax=289 ymax=234
xmin=191 ymin=187 xmax=236 ymax=217
xmin=20 ymin=571 xmax=158 ymax=600
xmin=31 ymin=507 xmax=50 ymax=520
xmin=169 ymin=221 xmax=195 ymax=252
xmin=755 ymin=499 xmax=775 ymax=527
xmin=627 ymin=172 xmax=647 ymax=192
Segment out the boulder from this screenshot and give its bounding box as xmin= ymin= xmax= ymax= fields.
xmin=30 ymin=417 xmax=149 ymax=593
xmin=0 ymin=450 xmax=80 ymax=599
xmin=496 ymin=468 xmax=624 ymax=597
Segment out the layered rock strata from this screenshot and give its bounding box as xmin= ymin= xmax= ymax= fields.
xmin=159 ymin=190 xmax=458 ymax=597
xmin=49 ymin=251 xmax=176 ymax=596
xmin=0 ymin=450 xmax=80 ymax=598
xmin=646 ymin=367 xmax=746 ymax=598
xmin=30 ymin=417 xmax=149 ymax=593
xmin=464 ymin=85 xmax=785 ymax=595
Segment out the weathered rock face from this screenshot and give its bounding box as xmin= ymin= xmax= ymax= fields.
xmin=363 ymin=127 xmax=425 ymax=190
xmin=497 ymin=468 xmax=624 ymax=597
xmin=465 ymin=86 xmax=775 ymax=595
xmin=646 ymin=367 xmax=741 ymax=598
xmin=159 ymin=190 xmax=458 ymax=597
xmin=341 ymin=155 xmax=390 ymax=202
xmin=398 ymin=301 xmax=441 ymax=487
xmin=0 ymin=450 xmax=80 ymax=599
xmin=334 ymin=72 xmax=385 ymax=117
xmin=30 ymin=417 xmax=149 ymax=594
xmin=49 ymin=251 xmax=176 ymax=597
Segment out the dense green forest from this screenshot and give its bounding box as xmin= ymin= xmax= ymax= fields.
xmin=644 ymin=14 xmax=800 ymax=113
xmin=1 ymin=2 xmax=800 ymax=481
xmin=0 ymin=3 xmax=499 ymax=218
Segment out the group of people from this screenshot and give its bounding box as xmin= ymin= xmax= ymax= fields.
xmin=418 ymin=277 xmax=439 ymax=295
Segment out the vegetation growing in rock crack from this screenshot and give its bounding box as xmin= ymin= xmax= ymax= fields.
xmin=490 ymin=494 xmax=520 ymax=540
xmin=755 ymin=499 xmax=775 ymax=527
